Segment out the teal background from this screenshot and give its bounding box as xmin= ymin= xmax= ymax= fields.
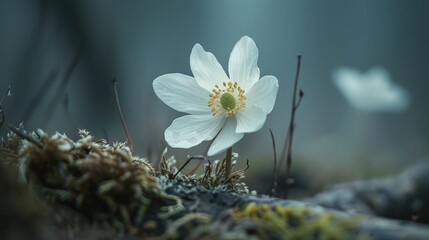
xmin=1 ymin=0 xmax=428 ymax=192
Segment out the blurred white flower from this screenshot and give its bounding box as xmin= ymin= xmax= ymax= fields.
xmin=153 ymin=36 xmax=279 ymax=156
xmin=333 ymin=67 xmax=410 ymax=112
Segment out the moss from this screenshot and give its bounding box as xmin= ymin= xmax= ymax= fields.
xmin=2 ymin=127 xmax=373 ymax=240
xmin=231 ymin=203 xmax=368 ymax=240
xmin=3 ymin=128 xmax=182 ymax=236
xmin=163 ymin=202 xmax=368 ymax=240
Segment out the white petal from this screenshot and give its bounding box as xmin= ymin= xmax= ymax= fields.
xmin=245 ymin=75 xmax=279 ymax=114
xmin=153 ymin=73 xmax=211 ymax=114
xmin=208 ymin=117 xmax=244 ymax=156
xmin=235 ymin=106 xmax=266 ymax=133
xmin=165 ymin=114 xmax=225 ymax=149
xmin=228 ymin=36 xmax=260 ymax=91
xmin=190 ymin=44 xmax=230 ymax=91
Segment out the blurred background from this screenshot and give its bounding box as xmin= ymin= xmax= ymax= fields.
xmin=1 ymin=0 xmax=428 ymax=195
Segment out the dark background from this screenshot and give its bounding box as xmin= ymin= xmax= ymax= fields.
xmin=1 ymin=0 xmax=428 ymax=191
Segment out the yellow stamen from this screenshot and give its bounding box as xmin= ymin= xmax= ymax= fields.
xmin=208 ymin=81 xmax=246 ymax=118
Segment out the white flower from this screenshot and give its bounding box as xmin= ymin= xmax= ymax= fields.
xmin=333 ymin=67 xmax=410 ymax=112
xmin=153 ymin=36 xmax=279 ymax=156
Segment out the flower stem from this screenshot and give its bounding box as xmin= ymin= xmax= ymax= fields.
xmin=224 ymin=147 xmax=233 ymax=181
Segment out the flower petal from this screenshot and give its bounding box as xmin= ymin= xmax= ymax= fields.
xmin=208 ymin=117 xmax=244 ymax=156
xmin=245 ymin=75 xmax=279 ymax=114
xmin=153 ymin=73 xmax=211 ymax=114
xmin=190 ymin=44 xmax=230 ymax=91
xmin=165 ymin=114 xmax=225 ymax=149
xmin=235 ymin=106 xmax=266 ymax=133
xmin=228 ymin=36 xmax=260 ymax=91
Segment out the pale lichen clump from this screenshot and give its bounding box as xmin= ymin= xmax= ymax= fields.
xmin=5 ymin=128 xmax=182 ymax=235
xmin=196 ymin=155 xmax=250 ymax=193
xmin=160 ymin=151 xmax=250 ymax=194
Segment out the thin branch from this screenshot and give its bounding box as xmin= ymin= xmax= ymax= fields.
xmin=188 ymin=127 xmax=223 ymax=175
xmin=43 ymin=51 xmax=81 ymax=129
xmin=0 ymin=85 xmax=12 ymax=106
xmin=8 ymin=124 xmax=43 ymax=149
xmin=23 ymin=69 xmax=59 ymax=123
xmin=63 ymin=94 xmax=79 ymax=132
xmin=173 ymin=155 xmax=206 ymax=180
xmin=215 ymin=155 xmax=226 ymax=176
xmin=283 ymin=55 xmax=303 ymax=199
xmin=222 ymin=159 xmax=249 ymax=185
xmin=146 ymin=146 xmax=153 ymax=162
xmin=0 ymin=85 xmax=12 ymax=128
xmin=112 ymin=78 xmax=133 ymax=152
xmin=269 ymin=128 xmax=278 ymax=197
xmin=155 ymin=141 xmax=167 ymax=172
xmin=278 ymin=131 xmax=290 ymax=171
xmin=187 ymin=157 xmax=204 ymax=176
xmin=295 ymin=88 xmax=305 ymax=109
xmin=102 ymin=128 xmax=109 ymax=143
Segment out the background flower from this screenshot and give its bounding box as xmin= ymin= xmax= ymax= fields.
xmin=153 ymin=36 xmax=278 ymax=156
xmin=333 ymin=67 xmax=410 ymax=112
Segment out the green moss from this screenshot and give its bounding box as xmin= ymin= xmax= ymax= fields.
xmin=231 ymin=203 xmax=368 ymax=240
xmin=168 ymin=202 xmax=369 ymax=240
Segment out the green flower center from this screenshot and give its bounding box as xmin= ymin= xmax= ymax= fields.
xmin=208 ymin=81 xmax=246 ymax=117
xmin=220 ymin=92 xmax=236 ymax=111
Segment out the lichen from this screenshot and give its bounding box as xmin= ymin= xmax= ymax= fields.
xmin=3 ymin=128 xmax=183 ymax=236
xmin=160 ymin=151 xmax=251 ymax=194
